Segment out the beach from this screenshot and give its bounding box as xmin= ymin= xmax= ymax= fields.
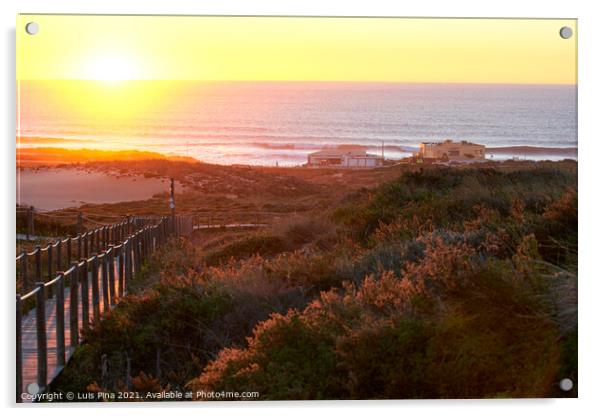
xmin=17 ymin=166 xmax=183 ymax=211
xmin=15 ymin=147 xmax=578 ymax=224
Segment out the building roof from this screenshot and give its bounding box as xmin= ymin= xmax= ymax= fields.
xmin=421 ymin=140 xmax=484 ymax=147
xmin=309 ymin=148 xmax=368 ymax=157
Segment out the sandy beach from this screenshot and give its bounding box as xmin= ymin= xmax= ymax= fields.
xmin=17 ymin=167 xmax=183 ymax=210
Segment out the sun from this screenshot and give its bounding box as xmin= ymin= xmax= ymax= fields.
xmin=82 ymin=53 xmax=141 ymax=82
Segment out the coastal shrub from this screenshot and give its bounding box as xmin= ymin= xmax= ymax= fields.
xmin=535 ymin=187 xmax=578 ymax=267
xmin=341 ymin=239 xmax=426 ymax=284
xmin=51 ymin=248 xmax=308 ymax=396
xmin=203 ymin=233 xmax=291 ymax=266
xmin=189 ymin=240 xmax=567 ymax=399
xmin=49 ymin=164 xmax=577 ymax=400
xmin=333 ymin=167 xmax=574 ymax=244
xmin=271 ymin=216 xmax=338 ymax=249
xmin=203 ymin=215 xmax=338 ymax=267
xmin=263 ymin=250 xmax=351 ymax=292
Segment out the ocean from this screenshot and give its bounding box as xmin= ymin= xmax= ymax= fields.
xmin=18 ymin=81 xmax=577 ymax=165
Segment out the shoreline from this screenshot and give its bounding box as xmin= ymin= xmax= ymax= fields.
xmin=17 ymin=166 xmax=185 ymax=211
xmin=17 ymin=141 xmax=578 ymax=167
xmin=16 ymin=153 xmax=577 ymax=214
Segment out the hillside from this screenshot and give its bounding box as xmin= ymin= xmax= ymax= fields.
xmin=47 ymin=163 xmax=577 ymax=400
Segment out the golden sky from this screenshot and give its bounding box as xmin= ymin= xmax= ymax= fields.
xmin=17 ymin=15 xmax=576 ymax=84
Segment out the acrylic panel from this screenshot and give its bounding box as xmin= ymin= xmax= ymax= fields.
xmin=16 ymin=15 xmax=577 ymax=403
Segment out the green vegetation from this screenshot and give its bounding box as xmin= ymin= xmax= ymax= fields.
xmin=49 ymin=164 xmax=577 ymax=400
xmin=16 ymin=206 xmax=81 ymax=239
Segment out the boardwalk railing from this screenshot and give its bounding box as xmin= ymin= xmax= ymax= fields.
xmin=16 ymin=216 xmax=142 ymax=294
xmin=16 ymin=215 xmax=193 ymax=402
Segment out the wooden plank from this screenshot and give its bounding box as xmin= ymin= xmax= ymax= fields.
xmin=19 ymin=265 xmax=119 ymax=401
xmin=17 ymin=217 xmax=170 ymax=402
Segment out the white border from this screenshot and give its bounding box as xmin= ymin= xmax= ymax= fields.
xmin=2 ymin=1 xmax=600 ymax=415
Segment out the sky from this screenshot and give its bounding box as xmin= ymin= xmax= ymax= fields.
xmin=17 ymin=15 xmax=577 ymax=84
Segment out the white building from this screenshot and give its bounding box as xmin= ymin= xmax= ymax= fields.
xmin=307 ymin=148 xmax=384 ymax=168
xmin=418 ymin=140 xmax=486 ymax=161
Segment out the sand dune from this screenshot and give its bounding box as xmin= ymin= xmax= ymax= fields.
xmin=17 ymin=167 xmax=183 ymax=210
xmin=486 ymin=146 xmax=577 ymax=157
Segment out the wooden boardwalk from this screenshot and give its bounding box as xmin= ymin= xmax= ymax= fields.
xmin=193 ymin=223 xmax=267 ymax=230
xmin=16 ymin=215 xmax=193 ymax=403
xmin=20 ymin=263 xmax=117 ymax=399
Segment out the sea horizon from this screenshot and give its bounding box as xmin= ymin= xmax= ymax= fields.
xmin=18 ymin=80 xmax=577 ymax=166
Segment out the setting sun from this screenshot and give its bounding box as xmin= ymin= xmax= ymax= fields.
xmin=81 ymin=53 xmax=141 ymax=82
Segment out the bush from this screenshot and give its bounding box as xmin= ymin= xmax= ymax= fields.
xmin=271 ymin=216 xmax=338 ymax=249
xmin=50 ymin=164 xmax=577 ymax=400
xmin=535 ymin=187 xmax=578 ymax=267
xmin=333 ymin=167 xmax=574 ymax=244
xmin=50 ymin=244 xmax=309 ymax=396
xmin=189 ymin=240 xmax=569 ymax=399
xmin=204 ymin=234 xmax=291 ymax=266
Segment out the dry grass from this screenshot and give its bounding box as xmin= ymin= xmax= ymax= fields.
xmin=46 ymin=161 xmax=578 ymax=400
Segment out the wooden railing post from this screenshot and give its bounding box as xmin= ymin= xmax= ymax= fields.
xmin=142 ymin=229 xmax=147 ymax=260
xmin=56 ymin=273 xmax=66 ymax=367
xmin=35 ymin=246 xmax=41 ymax=284
xmin=80 ymin=259 xmax=89 ymax=331
xmin=170 ymin=178 xmax=176 ymax=234
xmin=66 ymin=237 xmax=72 ymax=266
xmin=77 ymin=212 xmax=83 ymax=235
xmin=84 ymin=233 xmax=89 ymax=259
xmin=143 ymin=228 xmax=150 ymax=261
xmin=139 ymin=231 xmax=145 ymax=264
xmin=69 ymin=264 xmax=79 ymax=348
xmin=145 ymin=228 xmax=149 ymax=258
xmin=35 ymin=282 xmax=47 ymax=390
xmin=91 ymin=255 xmax=100 ymax=321
xmin=56 ymin=241 xmax=62 ymax=274
xmin=77 ymin=234 xmax=82 ymax=260
xmin=137 ymin=232 xmax=143 ymax=272
xmin=20 ymin=251 xmax=28 ymax=293
xmin=16 ymin=295 xmax=23 ymax=403
xmin=101 ymin=253 xmax=109 ymax=312
xmin=108 ymin=246 xmax=116 ymax=306
xmin=118 ymin=246 xmax=125 ymax=298
xmin=27 ymin=206 xmax=34 ymax=240
xmin=47 ymin=243 xmax=53 ymax=282
xmin=91 ymin=231 xmax=96 ymax=255
xmin=152 ymin=226 xmax=157 ymax=251
xmin=132 ymin=234 xmax=138 ymax=275
xmin=152 ymin=227 xmax=156 ymax=252
xmin=132 ymin=234 xmax=139 ymax=276
xmin=125 ymin=239 xmax=132 ymax=291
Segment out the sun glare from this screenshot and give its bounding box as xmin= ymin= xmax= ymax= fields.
xmin=83 ymin=53 xmax=141 ymax=82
